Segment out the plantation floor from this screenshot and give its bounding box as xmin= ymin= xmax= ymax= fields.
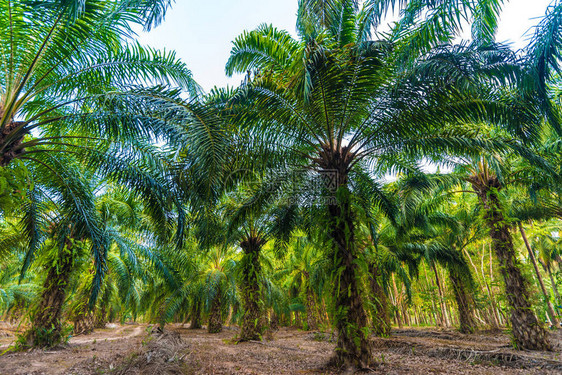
xmin=0 ymin=323 xmax=561 ymax=374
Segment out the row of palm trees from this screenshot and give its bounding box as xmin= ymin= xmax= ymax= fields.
xmin=0 ymin=0 xmax=561 ymax=370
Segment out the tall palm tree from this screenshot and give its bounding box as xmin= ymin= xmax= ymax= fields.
xmin=0 ymin=2 xmax=220 ymax=265
xmin=12 ymin=142 xmax=183 ymax=347
xmin=466 ymin=159 xmax=552 ymax=349
xmin=224 ymin=188 xmax=298 ymax=341
xmin=224 ymin=2 xmax=523 ymax=366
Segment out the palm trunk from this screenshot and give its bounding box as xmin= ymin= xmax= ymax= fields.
xmin=328 ymin=189 xmax=372 ymax=368
xmin=369 ymin=262 xmax=390 ymax=336
xmin=26 ymin=243 xmax=74 ymax=347
xmin=208 ymin=285 xmax=223 ymax=333
xmin=239 ymin=236 xmax=264 ymax=341
xmin=304 ymin=283 xmax=318 ymax=331
xmin=95 ymin=304 xmax=108 ymax=329
xmin=73 ymin=303 xmax=95 ymax=335
xmin=518 ymin=223 xmax=558 ymax=328
xmin=470 ymin=175 xmax=550 ymax=350
xmin=190 ymin=299 xmax=202 ymax=329
xmin=449 ymin=267 xmax=477 ymax=333
xmin=0 ymin=120 xmax=26 ymax=167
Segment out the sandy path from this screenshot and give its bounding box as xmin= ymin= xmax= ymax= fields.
xmin=0 ymin=324 xmax=148 ymax=375
xmin=0 ymin=323 xmax=145 ymax=352
xmin=0 ymin=325 xmax=560 ymax=374
xmin=70 ymin=324 xmax=145 ymax=344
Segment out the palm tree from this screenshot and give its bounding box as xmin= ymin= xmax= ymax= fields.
xmin=391 ymin=18 xmax=562 ymax=345
xmin=0 ymin=2 xmax=216 ymax=329
xmin=226 ymin=198 xmax=270 ymax=341
xmin=201 ymin=246 xmax=237 ymax=333
xmin=221 ymin=178 xmax=301 ymax=341
xmin=11 ymin=144 xmax=183 ymax=347
xmin=224 ymin=2 xmax=521 ymax=365
xmin=0 ymin=1 xmax=206 ymax=250
xmin=466 ymin=159 xmax=551 ymax=349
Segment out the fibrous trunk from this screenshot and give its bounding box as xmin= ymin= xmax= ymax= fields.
xmin=470 ymin=175 xmax=550 ymax=350
xmin=239 ymin=236 xmax=264 ymax=341
xmin=369 ymin=262 xmax=390 ymax=336
xmin=73 ymin=305 xmax=95 ymax=335
xmin=190 ymin=299 xmax=202 ymax=329
xmin=208 ymin=285 xmax=223 ymax=333
xmin=26 ymin=244 xmax=74 ymax=347
xmin=94 ymin=305 xmax=107 ymax=329
xmin=304 ymin=283 xmax=318 ymax=331
xmin=449 ymin=267 xmax=477 ymax=334
xmin=328 ymin=189 xmax=372 ymax=368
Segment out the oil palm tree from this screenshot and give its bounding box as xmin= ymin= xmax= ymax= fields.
xmin=225 ymin=3 xmax=525 ymax=365
xmin=464 ymin=159 xmax=552 ymax=349
xmin=19 ymin=155 xmax=107 ymax=347
xmin=200 ymin=246 xmax=237 ymax=333
xmin=12 ymin=140 xmax=183 ymax=347
xmin=0 ymin=1 xmax=208 ymax=246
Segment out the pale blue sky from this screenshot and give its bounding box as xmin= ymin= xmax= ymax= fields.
xmin=138 ymin=0 xmax=553 ymax=92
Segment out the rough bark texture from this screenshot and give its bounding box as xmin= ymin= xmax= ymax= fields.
xmin=304 ymin=283 xmax=318 ymax=331
xmin=469 ymin=174 xmax=551 ymax=350
xmin=239 ymin=236 xmax=264 ymax=341
xmin=208 ymin=286 xmax=223 ymax=334
xmin=26 ymin=245 xmax=74 ymax=347
xmin=190 ymin=299 xmax=202 ymax=329
xmin=369 ymin=262 xmax=391 ymax=336
xmin=449 ymin=267 xmax=477 ymax=334
xmin=316 ymin=147 xmax=372 ymax=369
xmin=73 ymin=306 xmax=95 ymax=335
xmin=94 ymin=305 xmax=108 ymax=329
xmin=328 ymin=190 xmax=372 ymax=369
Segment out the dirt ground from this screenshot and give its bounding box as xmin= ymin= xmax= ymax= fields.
xmin=0 ymin=323 xmax=561 ymax=374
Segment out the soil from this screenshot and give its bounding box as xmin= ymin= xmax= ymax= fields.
xmin=0 ymin=323 xmax=560 ymax=374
